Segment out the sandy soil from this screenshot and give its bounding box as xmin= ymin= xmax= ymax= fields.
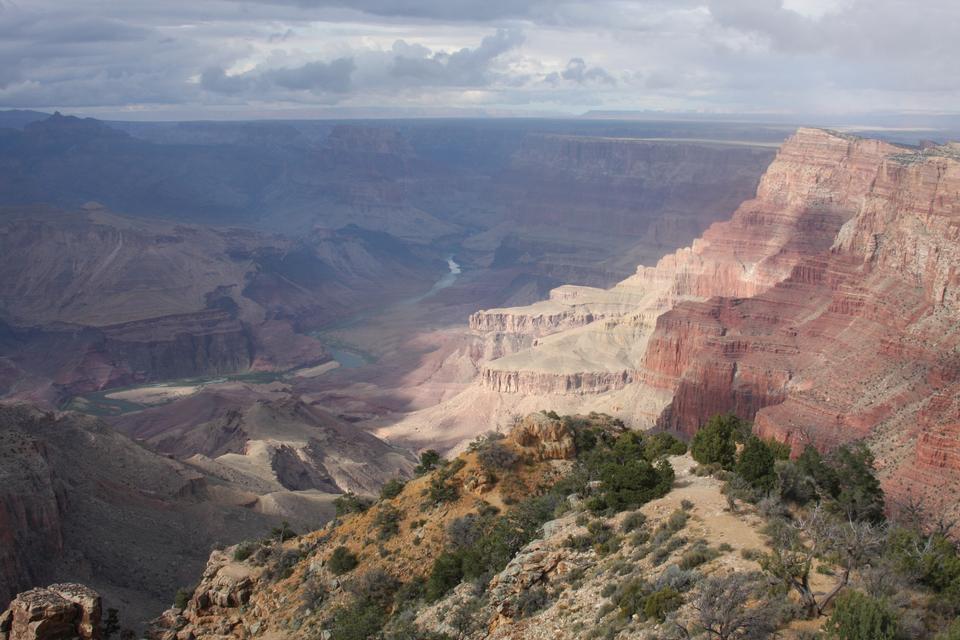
xmin=291 ymin=361 xmax=340 ymax=378
xmin=104 ymin=384 xmax=201 ymax=405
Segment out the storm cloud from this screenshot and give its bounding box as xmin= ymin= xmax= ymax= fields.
xmin=0 ymin=0 xmax=957 ymax=117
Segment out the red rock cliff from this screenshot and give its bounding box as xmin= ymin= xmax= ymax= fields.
xmin=642 ymin=138 xmax=960 ymax=519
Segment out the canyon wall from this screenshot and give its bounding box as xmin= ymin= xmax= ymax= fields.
xmin=487 ymin=135 xmax=775 ymax=286
xmin=0 ymin=205 xmax=441 ymax=405
xmin=0 ymin=404 xmax=300 ymax=623
xmin=471 ymin=128 xmax=898 ymax=396
xmin=422 ymin=130 xmax=960 ymax=517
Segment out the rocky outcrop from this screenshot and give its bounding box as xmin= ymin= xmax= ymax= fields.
xmin=0 ymin=584 xmax=101 ymax=640
xmin=148 ymin=550 xmax=255 ymax=640
xmin=509 ymin=412 xmax=577 ymax=461
xmin=481 ymin=368 xmax=635 ymax=395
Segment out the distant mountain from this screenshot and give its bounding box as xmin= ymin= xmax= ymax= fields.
xmin=0 ymin=109 xmax=49 ymax=130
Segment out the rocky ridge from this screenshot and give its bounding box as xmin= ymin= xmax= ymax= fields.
xmin=144 ymin=414 xmax=782 ymax=640
xmin=0 ymin=403 xmax=357 ymax=625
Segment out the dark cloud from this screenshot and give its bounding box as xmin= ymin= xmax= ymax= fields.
xmin=236 ymin=0 xmax=552 ymax=21
xmin=0 ymin=0 xmax=958 ymax=115
xmin=389 ymin=28 xmax=524 ymax=86
xmin=547 ymin=58 xmax=615 ymax=85
xmin=203 ymin=58 xmax=354 ymax=95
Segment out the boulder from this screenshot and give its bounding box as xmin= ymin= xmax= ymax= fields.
xmin=0 ymin=583 xmax=101 ymax=640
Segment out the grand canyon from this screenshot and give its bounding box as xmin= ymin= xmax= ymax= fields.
xmin=3 ymin=1 xmax=960 ymax=638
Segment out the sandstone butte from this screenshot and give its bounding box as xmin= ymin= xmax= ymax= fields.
xmin=383 ymin=128 xmax=960 ymax=523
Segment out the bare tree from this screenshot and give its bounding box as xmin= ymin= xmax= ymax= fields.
xmin=688 ymin=572 xmax=778 ymax=639
xmin=892 ymin=490 xmax=957 ymax=539
xmin=760 ymin=505 xmax=883 ymax=618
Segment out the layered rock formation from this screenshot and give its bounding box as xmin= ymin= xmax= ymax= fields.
xmin=395 ymin=129 xmax=960 ymax=519
xmin=483 ymin=135 xmax=775 ymax=286
xmin=471 ymin=128 xmax=897 ymax=395
xmin=0 ymin=584 xmax=101 ymax=640
xmin=114 ymin=390 xmax=416 ymax=500
xmin=0 ymin=205 xmax=438 ymax=405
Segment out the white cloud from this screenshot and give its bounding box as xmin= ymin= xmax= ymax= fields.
xmin=0 ymin=0 xmax=957 ymax=116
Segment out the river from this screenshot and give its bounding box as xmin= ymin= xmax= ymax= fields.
xmin=65 ymin=256 xmax=462 ymax=415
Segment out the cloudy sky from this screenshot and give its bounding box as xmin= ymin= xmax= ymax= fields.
xmin=1 ymin=0 xmax=957 ymax=119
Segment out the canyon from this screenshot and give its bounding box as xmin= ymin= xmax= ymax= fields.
xmin=4 ymin=114 xmax=960 ymax=630
xmin=387 ymin=128 xmax=960 ymax=524
xmin=0 ymin=113 xmax=781 ymax=623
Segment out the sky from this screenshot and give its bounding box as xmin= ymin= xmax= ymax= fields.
xmin=0 ymin=0 xmax=957 ymax=120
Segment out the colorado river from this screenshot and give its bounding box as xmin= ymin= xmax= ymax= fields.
xmin=400 ymin=256 xmax=462 ymax=306
xmin=317 ymin=255 xmax=461 ymax=367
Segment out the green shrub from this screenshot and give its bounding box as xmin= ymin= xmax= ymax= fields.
xmin=590 ymin=457 xmax=674 ymax=514
xmin=779 ymin=444 xmax=884 ymax=524
xmin=643 ymin=587 xmax=682 ymax=622
xmin=380 ymin=478 xmax=406 ymax=500
xmin=644 ymin=432 xmax=687 ymax=459
xmin=173 ymin=587 xmax=193 ymax=609
xmin=651 ymin=537 xmax=687 ymax=566
xmin=265 ymin=548 xmax=301 ymax=581
xmin=767 ymin=439 xmax=792 ymax=460
xmin=654 ymin=564 xmax=699 ymax=593
xmin=327 ymin=598 xmax=388 ymax=640
xmin=690 ymin=414 xmax=742 ymax=469
xmin=233 ymin=540 xmax=257 ymax=562
xmin=620 ymin=511 xmax=647 ymax=533
xmin=824 ymin=590 xmax=898 ymax=640
xmin=630 ymin=530 xmax=650 ymax=546
xmin=887 ymin=528 xmax=960 ymax=612
xmin=414 ymin=450 xmax=442 ymax=475
xmin=334 ymin=492 xmax=373 ymax=517
xmin=736 ymin=436 xmax=777 ymax=491
xmin=424 ymin=472 xmax=459 ymax=505
xmin=741 ymin=548 xmax=763 ymax=561
xmin=425 ymin=552 xmax=464 ymax=602
xmin=665 ymin=509 xmax=689 ymax=532
xmin=447 ymin=513 xmax=484 ymax=550
xmin=476 ymin=440 xmax=519 ymax=472
xmin=828 ymin=444 xmax=885 ymax=523
xmin=270 ymin=520 xmax=297 ymax=542
xmin=935 ymin=619 xmax=960 ymax=640
xmin=678 ymin=544 xmax=720 ymax=570
xmin=614 ymin=577 xmax=649 ymax=618
xmin=564 ymin=533 xmax=594 ymax=551
xmin=392 ymin=577 xmax=426 ymax=609
xmin=328 ymin=546 xmax=359 ymax=575
xmin=374 ymin=505 xmax=402 ymax=540
xmin=515 ymin=585 xmax=549 ymax=618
